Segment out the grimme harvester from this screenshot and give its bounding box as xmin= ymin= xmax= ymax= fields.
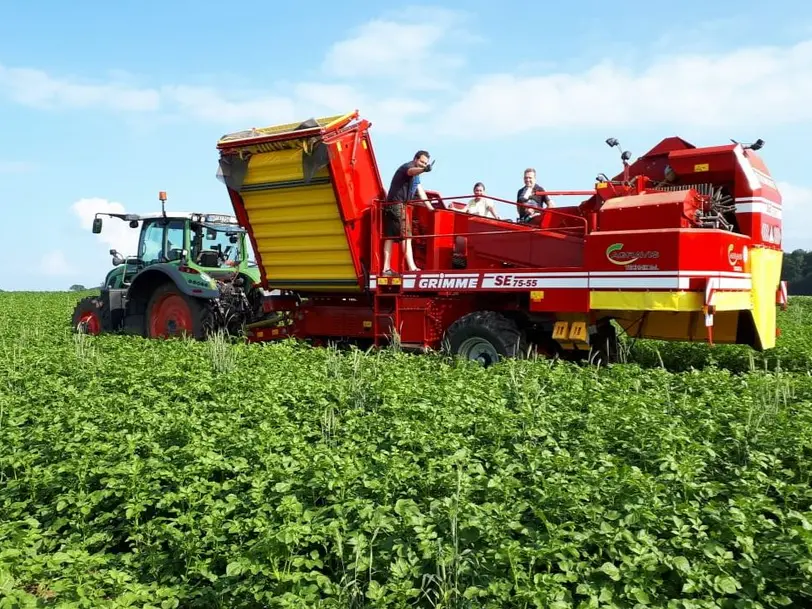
xmin=75 ymin=110 xmax=788 ymax=365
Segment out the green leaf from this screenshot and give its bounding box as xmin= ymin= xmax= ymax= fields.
xmin=716 ymin=576 xmax=740 ymax=594
xmin=225 ymin=561 xmax=243 ymax=577
xmin=632 ymin=588 xmax=650 ymax=605
xmin=673 ymin=556 xmax=690 ymax=572
xmin=599 ymin=562 xmax=621 ymax=581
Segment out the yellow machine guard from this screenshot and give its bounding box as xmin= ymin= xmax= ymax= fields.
xmin=239 ymin=147 xmax=359 ymax=291
xmin=217 ymin=112 xmax=362 ymax=292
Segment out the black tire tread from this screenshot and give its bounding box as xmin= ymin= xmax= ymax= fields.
xmin=443 ymin=311 xmax=528 ymax=361
xmin=71 ymin=296 xmax=107 ymax=333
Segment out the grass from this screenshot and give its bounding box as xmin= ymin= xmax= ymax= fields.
xmin=0 ymin=291 xmax=810 ymax=608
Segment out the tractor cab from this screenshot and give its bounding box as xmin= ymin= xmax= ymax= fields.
xmin=188 ymin=216 xmax=244 ymax=273
xmin=91 ymin=192 xmax=255 ymax=288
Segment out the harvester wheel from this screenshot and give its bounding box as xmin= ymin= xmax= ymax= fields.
xmin=443 ymin=311 xmax=527 ymax=366
xmin=146 ymin=283 xmax=210 ymax=339
xmin=588 ymin=323 xmax=620 ymax=366
xmin=72 ymin=296 xmax=105 ymax=335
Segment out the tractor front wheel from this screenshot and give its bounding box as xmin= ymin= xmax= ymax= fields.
xmin=72 ymin=296 xmax=105 ymax=335
xmin=146 ymin=283 xmax=211 ymax=339
xmin=443 ymin=311 xmax=527 ymax=366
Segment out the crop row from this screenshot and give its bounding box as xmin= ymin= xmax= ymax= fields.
xmin=0 ymin=292 xmax=811 ymax=607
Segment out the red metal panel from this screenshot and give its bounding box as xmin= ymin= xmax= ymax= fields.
xmin=598 ymin=190 xmax=703 ymax=232
xmin=227 ymin=188 xmax=269 ymax=288
xmin=293 ymin=301 xmax=375 ymax=340
xmin=324 ymin=125 xmax=387 ymax=285
xmin=528 ymin=289 xmax=590 ymax=313
xmin=586 ymin=228 xmax=753 ymax=282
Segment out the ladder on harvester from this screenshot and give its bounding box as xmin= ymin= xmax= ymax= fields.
xmin=372 ymin=275 xmax=402 ymax=347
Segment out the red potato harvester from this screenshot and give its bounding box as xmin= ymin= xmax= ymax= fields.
xmin=214 ymin=111 xmax=786 ymax=365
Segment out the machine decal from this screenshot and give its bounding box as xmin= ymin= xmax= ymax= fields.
xmin=204 ymin=213 xmax=239 ymax=224
xmin=727 ymin=244 xmax=748 ymax=269
xmin=415 ymin=274 xmax=480 ymax=290
xmin=606 ymin=243 xmax=661 ymax=267
xmin=370 ymin=270 xmax=753 ymax=293
xmin=482 ymin=273 xmax=588 ymax=289
xmin=735 ymin=197 xmax=782 ymax=219
xmin=761 ymin=222 xmax=782 ymax=245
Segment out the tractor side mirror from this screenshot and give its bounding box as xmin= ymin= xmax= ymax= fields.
xmin=92 ymin=217 xmax=102 ymax=233
xmin=129 ymin=220 xmax=139 ymax=228
xmin=110 ymin=249 xmax=125 ymax=266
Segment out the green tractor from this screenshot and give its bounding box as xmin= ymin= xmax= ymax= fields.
xmin=72 ymin=192 xmax=265 ymax=339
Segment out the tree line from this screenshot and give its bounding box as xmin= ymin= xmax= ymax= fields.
xmin=782 ymin=250 xmax=812 ymax=295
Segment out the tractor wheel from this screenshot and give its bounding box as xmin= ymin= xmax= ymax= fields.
xmin=443 ymin=311 xmax=527 ymax=366
xmin=146 ymin=283 xmax=212 ymax=339
xmin=72 ymin=296 xmax=105 ymax=335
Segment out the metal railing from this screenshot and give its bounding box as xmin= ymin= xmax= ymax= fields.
xmin=370 ymin=190 xmax=596 ymax=276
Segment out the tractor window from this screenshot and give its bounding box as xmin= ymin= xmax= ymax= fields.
xmin=191 ymin=222 xmax=242 ymax=267
xmin=139 ymin=221 xmax=165 ymax=265
xmin=139 ymin=219 xmax=187 ymax=264
xmin=165 ymin=221 xmax=186 ymax=262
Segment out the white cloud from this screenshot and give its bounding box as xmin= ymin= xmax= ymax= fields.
xmin=3 ymin=17 xmax=812 ymax=143
xmin=0 ymin=62 xmax=433 ymax=133
xmin=320 ymin=7 xmax=470 ymax=88
xmin=0 ymin=8 xmax=470 ymax=129
xmin=0 ymin=161 xmax=34 ymax=174
xmin=162 ymin=85 xmax=297 ymax=124
xmin=0 ymin=64 xmax=160 ymax=112
xmin=40 ymin=249 xmax=73 ymax=276
xmin=291 ymin=82 xmax=431 ymax=133
xmin=435 ymin=39 xmax=812 ymax=137
xmin=777 ymin=181 xmax=812 ymax=251
xmin=71 ymin=198 xmax=141 ymax=256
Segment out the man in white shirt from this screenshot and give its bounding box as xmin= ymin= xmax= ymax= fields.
xmin=516 ymin=168 xmax=552 ymax=222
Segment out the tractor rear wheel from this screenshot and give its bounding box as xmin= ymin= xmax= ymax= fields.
xmin=146 ymin=283 xmax=211 ymax=339
xmin=443 ymin=311 xmax=527 ymax=366
xmin=72 ymin=296 xmax=106 ymax=335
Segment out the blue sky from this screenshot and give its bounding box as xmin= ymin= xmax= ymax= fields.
xmin=1 ymin=0 xmax=809 ymax=290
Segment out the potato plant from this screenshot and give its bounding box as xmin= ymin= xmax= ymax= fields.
xmin=0 ymin=292 xmax=811 ymax=608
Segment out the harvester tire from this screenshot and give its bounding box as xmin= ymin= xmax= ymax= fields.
xmin=443 ymin=311 xmax=528 ymax=366
xmin=72 ymin=296 xmax=106 ymax=335
xmin=588 ymin=323 xmax=620 ymax=366
xmin=145 ymin=283 xmax=212 ymax=340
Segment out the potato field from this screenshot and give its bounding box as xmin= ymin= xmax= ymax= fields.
xmin=1 ymin=291 xmax=811 ymax=608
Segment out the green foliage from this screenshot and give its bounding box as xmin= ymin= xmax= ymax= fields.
xmin=626 ymin=297 xmax=812 ymax=374
xmin=1 ymin=292 xmax=811 ymax=607
xmin=782 ymin=249 xmax=812 ymax=294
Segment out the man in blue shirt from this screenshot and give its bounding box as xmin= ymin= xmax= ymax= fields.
xmin=382 ymin=150 xmax=435 ymax=274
